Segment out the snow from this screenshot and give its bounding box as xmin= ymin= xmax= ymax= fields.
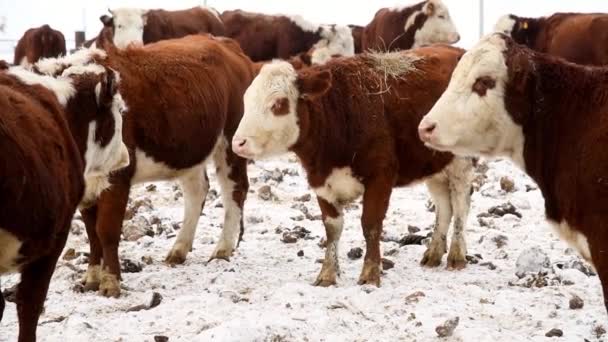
xmin=1 ymin=156 xmax=606 ymax=341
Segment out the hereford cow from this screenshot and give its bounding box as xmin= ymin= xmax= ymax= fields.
xmin=232 ymin=45 xmax=473 ymax=286
xmin=362 ymin=0 xmax=460 ymax=52
xmin=494 ymin=12 xmax=608 ymax=66
xmin=419 ymin=33 xmax=608 ymax=312
xmin=98 ymin=6 xmax=224 ymax=49
xmin=13 ymin=24 xmax=66 ymax=66
xmin=349 ymin=25 xmax=364 ymax=53
xmin=0 ymin=62 xmax=128 ymax=341
xmin=35 ymin=34 xmax=255 ymax=298
xmin=220 ymin=10 xmax=355 ymax=62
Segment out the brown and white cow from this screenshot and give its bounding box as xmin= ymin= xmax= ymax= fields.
xmin=232 ymin=45 xmax=473 ymax=286
xmin=494 ymin=12 xmax=608 ymax=66
xmin=35 ymin=34 xmax=255 ymax=297
xmin=97 ymin=6 xmax=225 ymax=49
xmin=362 ymin=0 xmax=460 ymax=52
xmin=220 ymin=10 xmax=354 ymax=63
xmin=0 ymin=60 xmax=128 ymax=341
xmin=419 ymin=33 xmax=608 ymax=312
xmin=13 ymin=24 xmax=66 ymax=66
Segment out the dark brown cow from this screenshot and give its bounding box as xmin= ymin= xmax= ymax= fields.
xmin=494 ymin=12 xmax=608 ymax=65
xmin=13 ymin=24 xmax=66 ymax=66
xmin=97 ymin=6 xmax=225 ymax=49
xmin=419 ymin=33 xmax=608 ymax=313
xmin=35 ymin=34 xmax=255 ymax=298
xmin=220 ymin=10 xmax=354 ymax=62
xmin=362 ymin=0 xmax=459 ymax=52
xmin=0 ymin=60 xmax=128 ymax=341
xmin=349 ymin=24 xmax=364 ymax=53
xmin=232 ymin=45 xmax=473 ymax=286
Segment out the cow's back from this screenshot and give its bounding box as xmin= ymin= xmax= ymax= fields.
xmin=143 ymin=7 xmax=225 ymax=44
xmin=100 ymin=34 xmax=254 ymax=169
xmin=540 ymin=13 xmax=608 ymax=65
xmin=13 ymin=25 xmax=66 ymax=65
xmin=0 ymin=76 xmax=83 ymax=241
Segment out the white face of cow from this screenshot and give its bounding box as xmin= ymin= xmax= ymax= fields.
xmin=81 ymin=70 xmax=130 ymax=204
xmin=108 ymin=8 xmax=148 ymax=49
xmin=311 ymin=25 xmax=355 ymax=65
xmin=418 ymin=34 xmax=525 ymax=165
xmin=413 ymin=0 xmax=460 ymax=47
xmin=232 ymin=62 xmax=301 ymax=159
xmin=493 ymin=14 xmax=516 ymax=36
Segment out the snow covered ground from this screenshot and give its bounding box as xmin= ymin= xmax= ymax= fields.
xmin=2 ymin=156 xmax=606 ymax=341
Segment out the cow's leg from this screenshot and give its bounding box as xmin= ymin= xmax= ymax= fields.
xmin=446 ymin=158 xmax=472 ymax=270
xmin=313 ymin=197 xmax=344 ymax=287
xmin=96 ymin=183 xmax=130 ymax=298
xmin=166 ymin=165 xmax=208 ymax=265
xmin=81 ymin=205 xmax=102 ymax=291
xmin=358 ymin=178 xmax=392 ymax=286
xmin=421 ymin=173 xmax=452 ymax=267
xmin=17 ymin=230 xmax=68 ymax=342
xmin=210 ymin=138 xmax=249 ymax=261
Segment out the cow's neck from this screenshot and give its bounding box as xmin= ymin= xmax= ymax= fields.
xmin=290 ymin=98 xmax=356 ymax=186
xmin=521 ymin=57 xmax=608 ymax=221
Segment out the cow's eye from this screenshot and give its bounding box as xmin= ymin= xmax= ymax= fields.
xmin=438 ymin=15 xmax=446 ymax=19
xmin=472 ymin=76 xmax=496 ymax=96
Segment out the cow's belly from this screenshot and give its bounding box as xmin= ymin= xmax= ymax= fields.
xmin=314 ymin=167 xmax=365 ymax=205
xmin=0 ymin=228 xmax=23 ymax=274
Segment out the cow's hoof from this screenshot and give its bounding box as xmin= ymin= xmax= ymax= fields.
xmin=208 ymin=248 xmax=232 ymax=262
xmin=82 ymin=281 xmax=100 ymax=292
xmin=99 ymin=272 xmax=121 ymax=298
xmin=446 ymin=254 xmax=467 ymax=271
xmin=165 ymin=249 xmax=187 ymax=266
xmin=420 ymin=247 xmax=444 ymax=268
xmin=357 ymin=261 xmax=381 ymax=287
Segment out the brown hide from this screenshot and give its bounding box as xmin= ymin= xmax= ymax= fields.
xmin=221 ymin=10 xmax=323 ymax=62
xmin=362 ymin=1 xmax=427 ymax=52
xmin=508 ymin=13 xmax=608 ymax=65
xmin=502 ymin=37 xmax=608 ymax=310
xmin=13 ymin=25 xmax=66 ymax=65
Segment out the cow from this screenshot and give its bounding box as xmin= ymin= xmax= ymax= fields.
xmin=494 ymin=12 xmax=608 ymax=66
xmin=361 ymin=0 xmax=459 ymax=52
xmin=418 ymin=33 xmax=608 ymax=313
xmin=13 ymin=24 xmax=66 ymax=67
xmin=231 ymin=45 xmax=473 ymax=286
xmin=34 ymin=34 xmax=256 ymax=298
xmin=349 ymin=24 xmax=365 ymax=53
xmin=0 ymin=60 xmax=129 ymax=341
xmin=97 ymin=6 xmax=225 ymax=49
xmin=220 ymin=10 xmax=355 ymax=62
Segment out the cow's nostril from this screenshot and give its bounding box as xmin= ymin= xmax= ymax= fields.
xmin=425 ymin=123 xmax=437 ymax=133
xmin=238 ymin=139 xmax=247 ymax=147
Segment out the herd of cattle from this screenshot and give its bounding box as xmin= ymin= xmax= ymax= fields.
xmin=1 ymin=0 xmax=607 ymax=340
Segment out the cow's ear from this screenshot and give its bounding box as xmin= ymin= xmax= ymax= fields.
xmin=97 ymin=71 xmax=117 ymax=109
xmin=297 ymin=70 xmax=332 ymax=101
xmin=100 ymin=15 xmax=113 ymax=27
xmin=425 ymin=1 xmax=436 ymax=16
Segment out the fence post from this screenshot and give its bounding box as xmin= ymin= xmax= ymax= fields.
xmin=75 ymin=31 xmax=85 ymax=48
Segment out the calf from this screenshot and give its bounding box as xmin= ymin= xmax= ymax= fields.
xmin=36 ymin=34 xmax=255 ymax=297
xmin=221 ymin=10 xmax=354 ymax=62
xmin=13 ymin=24 xmax=66 ymax=66
xmin=98 ymin=6 xmax=225 ymax=49
xmin=0 ymin=61 xmax=128 ymax=341
xmin=362 ymin=0 xmax=460 ymax=52
xmin=419 ymin=33 xmax=608 ymax=312
xmin=232 ymin=45 xmax=472 ymax=286
xmin=494 ymin=13 xmax=608 ymax=65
